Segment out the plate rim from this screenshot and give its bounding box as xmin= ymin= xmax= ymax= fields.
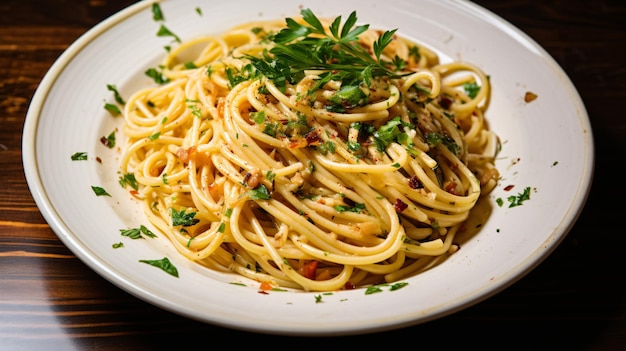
xmin=21 ymin=0 xmax=595 ymax=336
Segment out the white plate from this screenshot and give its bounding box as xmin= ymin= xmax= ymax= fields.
xmin=22 ymin=0 xmax=593 ymax=336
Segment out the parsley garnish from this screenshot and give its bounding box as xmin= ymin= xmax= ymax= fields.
xmin=425 ymin=132 xmax=460 ymax=155
xmin=247 ymin=9 xmax=404 ymax=96
xmin=100 ymin=131 xmax=116 ymax=149
xmin=139 ymin=257 xmax=179 ymax=277
xmin=119 ymin=172 xmax=138 ymax=190
xmin=120 ymin=225 xmax=157 ymax=239
xmin=156 ymin=24 xmax=181 ymax=43
xmin=373 ymin=116 xmax=413 ymax=152
xmin=170 ymin=208 xmax=199 ymax=226
xmin=463 ymin=82 xmax=481 ymax=99
xmin=145 ymin=66 xmax=170 ymax=84
xmin=70 ymin=152 xmax=88 ymax=161
xmin=104 ymin=103 xmax=121 ymax=116
xmin=106 ymin=84 xmax=125 ymax=105
xmin=91 ymin=186 xmax=111 ymax=197
xmin=152 ymin=3 xmax=164 ymax=21
xmin=364 ymin=282 xmax=408 ymax=294
xmin=334 ymin=202 xmax=366 ymax=213
xmin=507 ymin=186 xmax=531 ymax=207
xmin=246 ymin=184 xmax=271 ymax=200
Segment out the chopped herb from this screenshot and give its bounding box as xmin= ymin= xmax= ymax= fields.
xmin=247 ymin=184 xmax=271 ymax=200
xmin=170 ymin=208 xmax=200 ymax=226
xmin=507 ymin=186 xmax=531 ymax=207
xmin=265 ymin=170 xmax=276 ymax=181
xmin=334 ymin=202 xmax=365 ymax=213
xmin=119 ymin=173 xmax=138 ymax=190
xmin=139 ymin=257 xmax=179 ymax=277
xmin=463 ymin=82 xmax=480 ymax=99
xmin=495 ymin=197 xmax=504 ymax=207
xmin=104 ymin=102 xmax=121 ymax=115
xmin=151 ymin=3 xmax=164 ymax=21
xmin=106 ymin=84 xmax=125 ymax=105
xmin=187 ymin=103 xmax=202 ymax=118
xmin=251 ymin=110 xmax=266 ymax=124
xmin=70 ymin=152 xmax=88 ymax=161
xmin=372 ymin=116 xmax=412 ymax=152
xmin=120 ymin=225 xmax=157 ymax=239
xmin=157 ymin=24 xmax=181 ymax=43
xmin=145 ymin=67 xmax=170 ymax=84
xmin=91 ymin=186 xmax=110 ymax=197
xmin=389 ymin=282 xmax=408 ymax=291
xmin=409 ymin=45 xmax=421 ymax=60
xmin=317 ymin=141 xmax=336 ymax=155
xmin=225 ymin=64 xmax=260 ymax=88
xmin=365 ymin=285 xmax=383 ymax=295
xmin=149 ymin=132 xmax=161 ymax=140
xmin=112 ymin=242 xmax=124 ymax=249
xmin=100 ymin=131 xmax=116 ymax=149
xmin=425 ymin=132 xmax=460 ymax=155
xmin=365 ymin=282 xmax=408 ymax=294
xmin=314 ymin=294 xmax=323 ymax=303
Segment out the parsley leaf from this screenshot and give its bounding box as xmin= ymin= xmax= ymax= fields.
xmin=170 ymin=208 xmax=199 ymax=226
xmin=152 ymin=3 xmax=164 ymax=21
xmin=156 ymin=24 xmax=181 ymax=43
xmin=119 ymin=173 xmax=138 ymax=190
xmin=247 ymin=8 xmax=404 ymax=96
xmin=106 ymin=84 xmax=125 ymax=105
xmin=507 ymin=186 xmax=531 ymax=207
xmin=91 ymin=186 xmax=111 ymax=197
xmin=139 ymin=257 xmax=179 ymax=277
xmin=247 ymin=184 xmax=271 ymax=200
xmin=71 ymin=152 xmax=88 ymax=161
xmin=120 ymin=225 xmax=157 ymax=239
xmin=463 ymin=82 xmax=481 ymax=99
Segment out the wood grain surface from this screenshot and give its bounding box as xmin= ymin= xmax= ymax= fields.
xmin=1 ymin=0 xmax=625 ymax=350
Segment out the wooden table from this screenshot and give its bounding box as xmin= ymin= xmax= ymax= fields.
xmin=1 ymin=0 xmax=624 ymax=349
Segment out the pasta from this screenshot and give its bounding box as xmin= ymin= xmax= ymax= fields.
xmin=119 ymin=9 xmax=500 ymax=292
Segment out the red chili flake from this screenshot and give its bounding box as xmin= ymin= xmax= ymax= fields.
xmin=504 ymin=185 xmax=515 ymax=191
xmin=95 ymin=157 xmax=102 ymax=163
xmin=393 ymin=198 xmax=408 ymax=213
xmin=344 ymin=281 xmax=355 ymax=290
xmin=304 ymin=129 xmax=321 ymax=145
xmin=445 ymin=181 xmax=458 ymax=195
xmin=408 ymin=175 xmax=423 ymax=189
xmin=100 ymin=136 xmax=110 ymax=147
xmin=439 ymin=95 xmax=453 ymax=110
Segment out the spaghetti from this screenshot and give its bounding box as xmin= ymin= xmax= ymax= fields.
xmin=119 ymin=9 xmax=500 ymax=292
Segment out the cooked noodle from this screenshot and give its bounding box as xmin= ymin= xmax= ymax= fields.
xmin=119 ymin=10 xmax=500 ymax=291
